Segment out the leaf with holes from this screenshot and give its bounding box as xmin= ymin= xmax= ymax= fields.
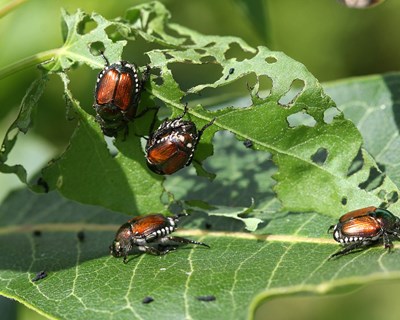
xmin=41 ymin=73 xmax=165 ymax=214
xmin=325 ymin=73 xmax=400 ymax=189
xmin=0 ymin=75 xmax=48 ymax=187
xmin=1 ymin=2 xmax=399 ymax=223
xmin=45 ymin=9 xmax=127 ymax=72
xmin=3 ymin=97 xmax=400 ymax=319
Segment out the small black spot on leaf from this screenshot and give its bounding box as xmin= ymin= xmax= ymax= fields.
xmin=142 ymin=296 xmax=154 ymax=304
xmin=32 ymin=271 xmax=47 ymax=282
xmin=196 ymin=295 xmax=216 ymax=302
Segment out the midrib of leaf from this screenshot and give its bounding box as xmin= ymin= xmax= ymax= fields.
xmin=183 ymin=241 xmax=196 ymax=320
xmin=0 ymin=223 xmax=335 ymax=244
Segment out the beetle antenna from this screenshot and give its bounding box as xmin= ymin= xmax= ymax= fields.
xmin=100 ymin=51 xmax=110 ymax=66
xmin=198 ymin=118 xmax=216 ymax=139
xmin=176 ymin=103 xmax=189 ymax=120
xmin=175 ymin=212 xmax=189 ymax=219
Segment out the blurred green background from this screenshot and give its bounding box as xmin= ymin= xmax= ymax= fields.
xmin=1 ymin=0 xmax=400 ymax=319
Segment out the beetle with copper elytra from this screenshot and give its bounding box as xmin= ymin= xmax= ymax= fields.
xmin=93 ymin=53 xmax=149 ymax=137
xmin=145 ymin=105 xmax=215 ymax=175
xmin=328 ymin=206 xmax=400 ymax=258
xmin=110 ymin=213 xmax=209 ymax=263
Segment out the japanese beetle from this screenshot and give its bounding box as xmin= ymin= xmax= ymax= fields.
xmin=110 ymin=213 xmax=209 ymax=263
xmin=145 ymin=105 xmax=215 ymax=175
xmin=328 ymin=206 xmax=400 ymax=258
xmin=93 ymin=53 xmax=149 ymax=137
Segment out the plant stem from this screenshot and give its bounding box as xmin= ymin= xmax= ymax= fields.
xmin=0 ymin=0 xmax=28 ymax=19
xmin=0 ymin=49 xmax=60 ymax=80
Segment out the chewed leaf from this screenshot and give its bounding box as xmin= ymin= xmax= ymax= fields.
xmin=43 ymin=9 xmax=126 ymax=72
xmin=0 ymin=75 xmax=48 ymax=186
xmin=1 ymin=2 xmax=399 ymax=220
xmin=131 ymin=3 xmax=399 ymax=216
xmin=186 ymin=198 xmax=263 ymax=232
xmin=325 ymin=73 xmax=400 ymax=190
xmin=41 ymin=73 xmax=165 ymax=214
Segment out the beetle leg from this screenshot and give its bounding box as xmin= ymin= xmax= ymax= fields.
xmin=382 ymin=232 xmax=393 ymax=252
xmin=164 ymin=236 xmax=210 ymax=248
xmin=390 ymin=230 xmax=400 ymax=240
xmin=327 ymin=225 xmax=335 ymax=234
xmin=121 ymin=124 xmax=129 ymax=141
xmin=329 ymin=241 xmax=372 ymax=259
xmin=140 ymin=65 xmax=151 ymax=85
xmin=138 ymin=245 xmax=176 ymax=255
xmin=122 ymin=247 xmax=130 ymax=264
xmin=185 ymin=117 xmax=215 ymax=167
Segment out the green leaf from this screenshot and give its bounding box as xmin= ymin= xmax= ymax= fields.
xmin=44 ymin=9 xmax=127 ymax=72
xmin=41 ymin=73 xmax=165 ymax=214
xmin=2 ymin=188 xmax=400 ymax=320
xmin=1 ymin=2 xmax=399 ymax=223
xmin=3 ymin=79 xmax=400 ymax=318
xmin=186 ymin=198 xmax=263 ymax=232
xmin=325 ymin=73 xmax=400 ymax=189
xmin=0 ymin=75 xmax=48 ymax=186
xmin=136 ymin=2 xmax=399 ymax=216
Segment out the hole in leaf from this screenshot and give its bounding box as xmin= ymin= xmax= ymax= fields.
xmin=152 ymin=68 xmax=163 ymax=86
xmin=105 ymin=25 xmax=121 ymax=43
xmin=278 ymin=79 xmax=305 ymax=106
xmin=358 ymin=167 xmax=385 ymax=191
xmin=89 ymin=42 xmax=106 ymax=56
xmin=77 ymin=16 xmax=97 ymax=35
xmin=265 ymin=56 xmax=277 ymax=64
xmin=182 ymin=37 xmax=195 ymax=46
xmin=311 ymin=147 xmax=328 ymax=165
xmin=257 ymin=75 xmax=272 ymax=99
xmin=164 ymin=52 xmax=174 ymax=60
xmin=195 ymin=49 xmax=206 ymax=55
xmin=287 ymin=111 xmax=316 ymax=128
xmin=169 ymin=62 xmax=223 ymax=92
xmin=378 ymin=189 xmax=386 ymax=199
xmin=166 ymin=25 xmax=194 ymax=45
xmin=184 ymin=73 xmax=256 ymax=109
xmin=341 ymin=197 xmax=347 ymax=205
xmin=324 ymin=107 xmax=341 ymax=124
xmin=387 ymin=191 xmax=399 ymax=204
xmin=200 ymin=56 xmax=217 ymax=63
xmin=7 ymin=127 xmax=19 ymax=141
xmin=153 ymin=76 xmax=163 ymax=86
xmin=347 ymin=148 xmax=363 ymax=177
xmin=224 ymin=42 xmax=255 ymax=61
xmin=205 ymin=42 xmax=216 ymax=48
xmin=125 ymin=8 xmax=141 ymax=24
xmin=105 ymin=136 xmax=118 ymax=157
